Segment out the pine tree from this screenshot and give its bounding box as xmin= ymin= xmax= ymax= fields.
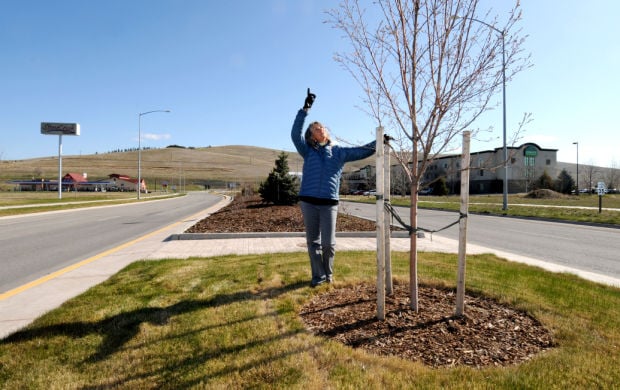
xmin=431 ymin=177 xmax=449 ymax=196
xmin=534 ymin=171 xmax=554 ymax=191
xmin=259 ymin=152 xmax=299 ymax=205
xmin=555 ymin=169 xmax=575 ymax=194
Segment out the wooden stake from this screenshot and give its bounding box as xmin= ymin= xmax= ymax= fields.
xmin=456 ymin=131 xmax=471 ymax=316
xmin=384 ymin=141 xmax=393 ymax=295
xmin=376 ymin=126 xmax=385 ymax=320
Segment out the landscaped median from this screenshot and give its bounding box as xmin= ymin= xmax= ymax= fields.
xmin=0 ymin=251 xmax=618 ymax=388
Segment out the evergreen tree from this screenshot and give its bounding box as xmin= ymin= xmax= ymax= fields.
xmin=431 ymin=176 xmax=449 ymax=196
xmin=534 ymin=171 xmax=554 ymax=191
xmin=555 ymin=169 xmax=575 ymax=194
xmin=259 ymin=152 xmax=299 ymax=205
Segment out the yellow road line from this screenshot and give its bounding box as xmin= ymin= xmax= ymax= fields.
xmin=0 ymin=220 xmax=184 ymax=301
xmin=0 ymin=196 xmax=230 ymax=301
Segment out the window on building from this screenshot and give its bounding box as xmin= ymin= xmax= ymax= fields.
xmin=479 ymin=169 xmax=484 ymax=176
xmin=524 ymin=156 xmax=535 ymax=178
xmin=546 ymin=159 xmax=551 ymax=165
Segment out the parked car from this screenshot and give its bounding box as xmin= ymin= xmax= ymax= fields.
xmin=419 ymin=187 xmax=433 ymax=195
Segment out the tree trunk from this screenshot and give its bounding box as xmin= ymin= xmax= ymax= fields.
xmin=410 ymin=146 xmax=419 ymax=312
xmin=409 ymin=184 xmax=419 ymax=312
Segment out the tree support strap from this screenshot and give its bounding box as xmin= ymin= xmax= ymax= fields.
xmin=383 ymin=202 xmax=467 ymax=237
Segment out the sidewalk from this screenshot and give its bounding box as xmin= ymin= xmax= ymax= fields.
xmin=2 ymin=203 xmax=619 ymax=340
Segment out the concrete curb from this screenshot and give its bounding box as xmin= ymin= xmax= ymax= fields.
xmin=168 ymin=231 xmax=411 ymax=240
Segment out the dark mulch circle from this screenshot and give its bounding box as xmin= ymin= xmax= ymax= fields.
xmin=300 ymin=281 xmax=555 ymax=368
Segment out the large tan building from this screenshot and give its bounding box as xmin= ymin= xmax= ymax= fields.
xmin=343 ymin=143 xmax=559 ymax=195
xmin=423 ymin=143 xmax=558 ymax=194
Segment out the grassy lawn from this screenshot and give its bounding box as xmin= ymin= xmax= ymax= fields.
xmin=1 ymin=251 xmax=618 ymax=389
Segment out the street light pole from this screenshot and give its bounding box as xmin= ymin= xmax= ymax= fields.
xmin=500 ymin=31 xmax=508 ymax=210
xmin=454 ymin=15 xmax=508 ymax=210
xmin=138 ymin=109 xmax=171 ymax=200
xmin=573 ymin=142 xmax=579 ymax=196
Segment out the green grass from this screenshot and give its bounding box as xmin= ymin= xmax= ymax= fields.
xmin=1 ymin=251 xmax=618 ymax=389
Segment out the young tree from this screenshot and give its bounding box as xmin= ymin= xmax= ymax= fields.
xmin=328 ymin=0 xmax=529 ymax=311
xmin=583 ymin=161 xmax=600 ymax=193
xmin=259 ymin=152 xmax=299 ymax=205
xmin=605 ymin=160 xmax=619 ymax=191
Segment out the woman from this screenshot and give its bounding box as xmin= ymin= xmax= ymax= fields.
xmin=291 ymin=89 xmax=376 ymax=287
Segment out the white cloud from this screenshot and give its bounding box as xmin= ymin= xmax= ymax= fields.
xmin=142 ymin=133 xmax=171 ymax=141
xmin=520 ymin=134 xmax=558 ymax=148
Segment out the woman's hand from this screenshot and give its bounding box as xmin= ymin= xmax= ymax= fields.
xmin=303 ymin=88 xmax=316 ymax=111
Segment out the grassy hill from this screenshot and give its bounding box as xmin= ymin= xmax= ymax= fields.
xmin=4 ymin=145 xmax=611 ymax=192
xmin=0 ymin=145 xmax=375 ymax=189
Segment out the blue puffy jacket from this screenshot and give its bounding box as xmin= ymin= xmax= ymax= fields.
xmin=291 ymin=109 xmax=376 ymax=201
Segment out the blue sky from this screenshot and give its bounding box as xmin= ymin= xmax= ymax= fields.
xmin=1 ymin=0 xmax=618 ymax=168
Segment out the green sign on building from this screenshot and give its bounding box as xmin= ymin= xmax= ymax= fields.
xmin=524 ymin=145 xmax=538 ymax=157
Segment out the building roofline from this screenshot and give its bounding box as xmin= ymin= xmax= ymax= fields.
xmin=431 ymin=142 xmax=558 ymax=161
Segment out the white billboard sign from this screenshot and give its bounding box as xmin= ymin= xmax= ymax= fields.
xmin=41 ymin=122 xmax=80 ymax=136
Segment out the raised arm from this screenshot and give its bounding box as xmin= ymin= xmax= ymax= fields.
xmin=291 ymin=89 xmax=316 ymax=157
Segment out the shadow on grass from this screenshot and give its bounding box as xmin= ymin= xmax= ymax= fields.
xmin=2 ymin=280 xmax=309 ymax=364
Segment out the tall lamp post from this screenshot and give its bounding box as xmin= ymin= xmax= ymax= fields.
xmin=138 ymin=109 xmax=171 ymax=199
xmin=573 ymin=142 xmax=579 ymax=196
xmin=454 ymin=16 xmax=508 ymax=210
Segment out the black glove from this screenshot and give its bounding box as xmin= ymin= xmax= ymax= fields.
xmin=303 ymin=88 xmax=316 ymax=110
xmin=383 ymin=134 xmax=393 ymax=145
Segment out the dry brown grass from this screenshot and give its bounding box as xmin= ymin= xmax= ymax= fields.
xmin=0 ymin=145 xmax=373 ymax=188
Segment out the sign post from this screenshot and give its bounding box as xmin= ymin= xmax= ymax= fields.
xmin=597 ymin=182 xmax=606 ymax=213
xmin=41 ymin=123 xmax=80 ymax=199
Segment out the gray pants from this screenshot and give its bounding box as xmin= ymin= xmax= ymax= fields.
xmin=300 ymin=201 xmax=338 ymax=285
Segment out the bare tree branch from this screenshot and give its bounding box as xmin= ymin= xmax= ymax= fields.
xmin=327 ymin=0 xmax=529 ymax=311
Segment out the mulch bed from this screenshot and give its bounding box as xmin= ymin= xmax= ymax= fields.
xmin=185 ymin=194 xmax=377 ymax=233
xmin=300 ymin=281 xmax=555 ymax=368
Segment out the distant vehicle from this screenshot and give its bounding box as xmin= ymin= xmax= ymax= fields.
xmin=363 ymin=189 xmax=377 ymax=196
xmin=419 ymin=187 xmax=433 ymax=195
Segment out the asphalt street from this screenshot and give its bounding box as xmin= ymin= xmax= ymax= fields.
xmin=341 ymin=200 xmax=620 ymax=281
xmin=0 ymin=192 xmax=223 ymax=294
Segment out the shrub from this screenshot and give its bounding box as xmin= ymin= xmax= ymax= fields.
xmin=259 ymin=152 xmax=299 ymax=205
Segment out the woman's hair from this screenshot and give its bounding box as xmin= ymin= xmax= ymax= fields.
xmin=304 ymin=121 xmax=330 ymax=147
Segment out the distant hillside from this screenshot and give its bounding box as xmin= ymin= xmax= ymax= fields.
xmin=0 ymin=145 xmax=374 ymax=186
xmin=556 ymin=161 xmax=617 ymax=189
xmin=6 ymin=145 xmax=611 ymax=191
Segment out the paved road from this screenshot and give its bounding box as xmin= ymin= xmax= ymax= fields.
xmin=0 ymin=192 xmax=222 ymax=294
xmin=341 ymin=201 xmax=620 ymax=280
